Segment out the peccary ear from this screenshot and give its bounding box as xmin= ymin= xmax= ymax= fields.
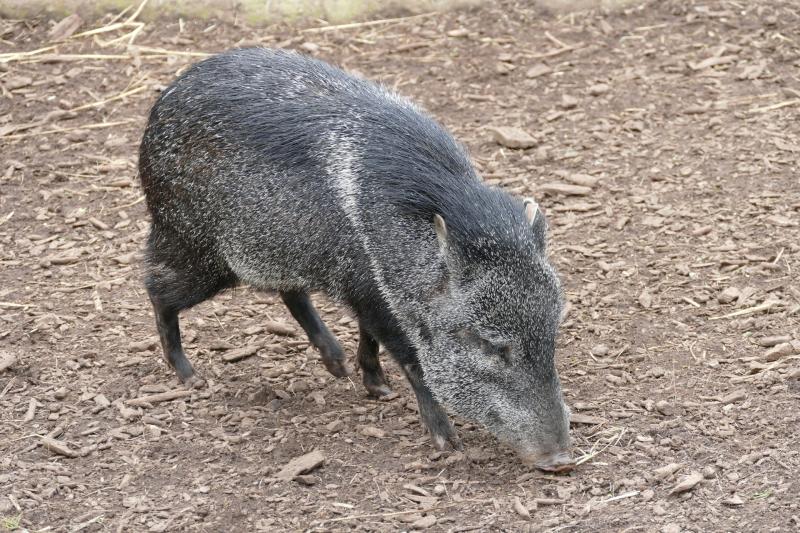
xmin=523 ymin=198 xmax=547 ymax=251
xmin=433 ymin=214 xmax=449 ymax=250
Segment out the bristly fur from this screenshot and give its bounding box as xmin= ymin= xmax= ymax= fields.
xmin=138 ymin=47 xmax=571 ymax=461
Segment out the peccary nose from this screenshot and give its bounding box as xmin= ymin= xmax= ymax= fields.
xmin=521 ymin=450 xmax=575 ymax=473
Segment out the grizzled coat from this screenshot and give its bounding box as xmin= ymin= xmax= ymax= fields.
xmin=139 ymin=48 xmax=572 ymax=470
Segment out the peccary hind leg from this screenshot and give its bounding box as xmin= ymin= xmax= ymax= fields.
xmin=356 ymin=326 xmax=392 ymax=397
xmin=280 ymin=291 xmax=352 ymax=378
xmin=145 ymin=231 xmax=236 ymax=388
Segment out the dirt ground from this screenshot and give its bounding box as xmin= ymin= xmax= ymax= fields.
xmin=1 ymin=0 xmax=800 ymax=531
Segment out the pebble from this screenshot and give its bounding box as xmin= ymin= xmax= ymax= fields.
xmin=588 ymin=83 xmax=610 ymax=96
xmin=591 ymin=344 xmax=609 ymax=357
xmin=411 ymin=515 xmax=436 ymax=529
xmin=526 ymin=63 xmax=552 ymax=78
xmin=560 ymin=94 xmax=578 ymax=109
xmin=326 ymin=420 xmax=344 ymax=433
xmin=718 ymin=287 xmax=740 ymax=304
xmin=361 ymin=426 xmax=386 ymax=438
xmin=655 ymin=400 xmax=674 ymax=416
xmin=53 ymin=387 xmax=69 ymax=400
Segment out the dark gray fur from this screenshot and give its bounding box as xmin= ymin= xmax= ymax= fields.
xmin=139 ymin=48 xmax=571 ymax=467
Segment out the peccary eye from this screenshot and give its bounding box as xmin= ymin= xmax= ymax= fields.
xmin=482 ymin=339 xmax=512 ymax=364
xmin=456 ymin=330 xmax=512 ymax=364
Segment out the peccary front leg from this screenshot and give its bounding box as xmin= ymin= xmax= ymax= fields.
xmin=402 ymin=361 xmax=462 ymax=451
xmin=280 ymin=291 xmax=352 ymax=378
xmin=357 ymin=326 xmax=392 ymax=397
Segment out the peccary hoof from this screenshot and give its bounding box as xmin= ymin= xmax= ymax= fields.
xmin=182 ymin=374 xmax=206 ymax=390
xmin=432 ymin=432 xmax=463 ymax=452
xmin=322 ymin=358 xmax=353 ymax=378
xmin=365 ymin=382 xmax=394 ymax=399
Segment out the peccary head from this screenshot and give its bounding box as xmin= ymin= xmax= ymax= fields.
xmin=420 ymin=198 xmax=572 ymax=471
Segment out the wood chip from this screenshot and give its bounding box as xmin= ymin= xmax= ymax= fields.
xmin=764 ymin=341 xmax=800 ymax=362
xmin=561 ymin=173 xmax=600 ymax=187
xmin=718 ymin=287 xmax=740 ymax=304
xmin=264 ymin=321 xmax=297 ymax=336
xmin=512 ymin=497 xmax=531 ymax=519
xmin=222 ymin=344 xmax=262 ymax=362
xmin=48 ymin=14 xmax=83 ymax=41
xmin=411 ymin=515 xmax=437 ymax=529
xmin=487 ymin=126 xmax=537 ymax=149
xmin=126 ymin=389 xmax=193 ymax=407
xmin=669 ymin=471 xmax=703 ymax=494
xmin=719 ymin=388 xmax=746 ymax=404
xmin=0 ymin=352 xmax=16 ymax=372
xmin=526 ymin=63 xmax=552 ymax=78
xmin=275 ymin=449 xmax=325 ymax=481
xmin=361 ymin=426 xmax=386 ymax=438
xmin=569 ymin=413 xmax=605 ymax=425
xmin=538 ymin=183 xmax=592 ymax=196
xmin=40 ymin=436 xmax=80 ymax=458
xmin=653 ymin=463 xmax=683 ymax=480
xmin=757 ymin=335 xmax=792 ymax=347
xmin=723 ymin=494 xmax=745 ymax=506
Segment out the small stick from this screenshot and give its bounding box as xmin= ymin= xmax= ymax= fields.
xmin=68 ymin=85 xmax=146 ymax=112
xmin=318 ymin=499 xmax=492 ymax=524
xmin=528 ymin=43 xmax=584 ymax=59
xmin=115 ymin=195 xmax=146 ymax=210
xmin=0 ymin=45 xmax=57 ymax=61
xmin=127 ymin=389 xmax=193 ymax=407
xmin=0 ymin=210 xmax=13 ymax=227
xmin=40 ymin=436 xmax=80 ymax=458
xmin=301 ymin=12 xmax=438 ymax=33
xmin=544 ymin=31 xmax=570 ymax=49
xmin=20 ymin=53 xmax=131 ymax=63
xmin=126 ymin=0 xmax=151 ymax=24
xmin=709 ymin=301 xmax=776 ymax=320
xmin=748 ymin=99 xmax=800 ymax=113
xmin=69 ymin=22 xmax=131 ymax=40
xmin=132 ymin=46 xmax=212 ymax=57
xmin=3 ymin=119 xmax=135 ymax=140
xmin=599 ymin=490 xmax=640 ymax=504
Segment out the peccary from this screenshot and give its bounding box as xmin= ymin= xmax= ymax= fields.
xmin=138 ymin=48 xmax=573 ymax=471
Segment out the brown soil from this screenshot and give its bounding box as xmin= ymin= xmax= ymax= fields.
xmin=2 ymin=1 xmax=800 ymax=531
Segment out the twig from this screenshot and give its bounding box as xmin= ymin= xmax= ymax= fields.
xmin=544 ymin=31 xmax=570 ymax=49
xmin=600 ymin=490 xmax=640 ymax=504
xmin=0 ymin=45 xmax=58 ymax=62
xmin=528 ymin=43 xmax=584 ymax=59
xmin=132 ymin=46 xmax=212 ymax=57
xmin=747 ymin=99 xmax=800 ymax=113
xmin=0 ymin=210 xmax=13 ymax=227
xmin=576 ymin=427 xmax=626 ymax=466
xmin=317 ymin=499 xmax=492 ymax=524
xmin=709 ymin=301 xmax=776 ymax=320
xmin=70 ymin=22 xmax=135 ymax=40
xmin=127 ymin=390 xmax=193 ymax=407
xmin=3 ymin=119 xmax=136 ymax=140
xmin=301 ymin=12 xmax=438 ymax=33
xmin=115 ymin=195 xmax=146 ymax=210
xmin=68 ymin=85 xmax=147 ymax=112
xmin=126 ymin=0 xmax=150 ymax=24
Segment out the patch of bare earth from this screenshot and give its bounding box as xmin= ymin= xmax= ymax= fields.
xmin=1 ymin=0 xmax=799 ymax=531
